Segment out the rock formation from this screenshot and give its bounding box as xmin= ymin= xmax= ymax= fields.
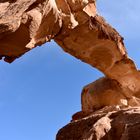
xmin=0 ymin=0 xmax=140 ymax=139
xmin=57 ymin=107 xmax=140 ymax=140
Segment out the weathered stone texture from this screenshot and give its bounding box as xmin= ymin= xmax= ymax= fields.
xmin=1 ymin=1 xmax=140 ymax=139
xmin=1 ymin=0 xmax=140 ymax=99
xmin=57 ymin=107 xmax=140 ymax=140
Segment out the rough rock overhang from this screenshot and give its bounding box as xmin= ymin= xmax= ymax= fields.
xmin=1 ymin=0 xmax=140 ymax=109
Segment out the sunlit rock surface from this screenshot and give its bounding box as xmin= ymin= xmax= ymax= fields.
xmin=57 ymin=107 xmax=140 ymax=140
xmin=1 ymin=1 xmax=140 ymax=139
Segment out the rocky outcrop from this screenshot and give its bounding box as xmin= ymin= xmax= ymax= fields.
xmin=81 ymin=77 xmax=140 ymax=113
xmin=1 ymin=1 xmax=140 ymax=139
xmin=1 ymin=1 xmax=140 ymax=100
xmin=57 ymin=107 xmax=140 ymax=140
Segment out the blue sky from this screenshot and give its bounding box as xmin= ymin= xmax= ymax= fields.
xmin=0 ymin=1 xmax=140 ymax=140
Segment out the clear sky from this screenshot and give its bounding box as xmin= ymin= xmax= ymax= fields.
xmin=0 ymin=1 xmax=140 ymax=140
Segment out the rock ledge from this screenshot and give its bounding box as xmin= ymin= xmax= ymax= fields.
xmin=57 ymin=107 xmax=140 ymax=140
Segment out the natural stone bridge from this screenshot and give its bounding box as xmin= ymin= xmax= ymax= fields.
xmin=1 ymin=0 xmax=140 ymax=113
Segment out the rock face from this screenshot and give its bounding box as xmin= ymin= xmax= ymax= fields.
xmin=1 ymin=1 xmax=140 ymax=139
xmin=1 ymin=0 xmax=140 ymax=106
xmin=81 ymin=77 xmax=140 ymax=113
xmin=57 ymin=107 xmax=140 ymax=140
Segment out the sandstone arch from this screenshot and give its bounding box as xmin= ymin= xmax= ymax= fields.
xmin=0 ymin=0 xmax=140 ymax=111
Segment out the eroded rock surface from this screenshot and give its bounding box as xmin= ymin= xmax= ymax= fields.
xmin=1 ymin=1 xmax=140 ymax=139
xmin=81 ymin=77 xmax=140 ymax=113
xmin=1 ymin=1 xmax=140 ymax=100
xmin=57 ymin=107 xmax=140 ymax=140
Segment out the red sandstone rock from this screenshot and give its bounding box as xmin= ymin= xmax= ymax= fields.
xmin=1 ymin=1 xmax=140 ymax=139
xmin=1 ymin=1 xmax=140 ymax=99
xmin=57 ymin=107 xmax=140 ymax=140
xmin=81 ymin=77 xmax=140 ymax=113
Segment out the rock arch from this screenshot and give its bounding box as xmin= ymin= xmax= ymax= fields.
xmin=0 ymin=0 xmax=140 ymax=111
